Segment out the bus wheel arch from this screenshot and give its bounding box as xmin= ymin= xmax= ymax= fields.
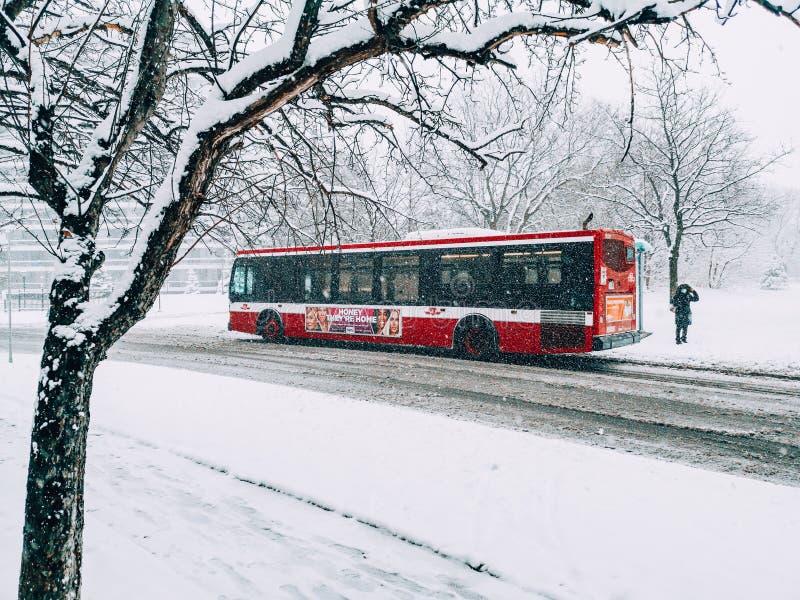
xmin=453 ymin=314 xmax=499 ymax=360
xmin=256 ymin=310 xmax=284 ymax=342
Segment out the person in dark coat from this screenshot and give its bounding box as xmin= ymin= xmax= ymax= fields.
xmin=671 ymin=283 xmax=699 ymax=344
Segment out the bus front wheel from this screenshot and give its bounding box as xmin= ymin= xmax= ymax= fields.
xmin=257 ymin=311 xmax=284 ymax=343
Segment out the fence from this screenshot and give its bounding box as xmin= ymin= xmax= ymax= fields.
xmin=2 ymin=287 xmax=48 ymax=311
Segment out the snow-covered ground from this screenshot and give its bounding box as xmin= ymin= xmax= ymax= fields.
xmin=2 ymin=356 xmax=799 ymax=600
xmin=608 ymin=284 xmax=800 ymax=376
xmin=0 ymin=292 xmax=228 ymax=328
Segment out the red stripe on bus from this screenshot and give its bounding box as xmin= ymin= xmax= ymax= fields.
xmin=235 ymin=229 xmax=628 ymax=256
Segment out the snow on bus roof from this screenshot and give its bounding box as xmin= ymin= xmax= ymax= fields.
xmin=236 ymin=229 xmax=631 ymax=256
xmin=403 ymin=227 xmax=504 ymax=240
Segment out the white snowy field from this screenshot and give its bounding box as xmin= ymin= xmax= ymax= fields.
xmin=4 ymin=283 xmax=799 ymax=374
xmin=2 ymin=356 xmax=800 ymax=600
xmin=608 ymin=284 xmax=800 ymax=376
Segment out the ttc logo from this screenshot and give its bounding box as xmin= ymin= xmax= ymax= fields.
xmin=424 ymin=307 xmax=444 ymax=316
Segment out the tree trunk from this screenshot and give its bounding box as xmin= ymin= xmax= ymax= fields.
xmin=18 ymin=328 xmax=100 ymax=600
xmin=668 ymin=249 xmax=679 ymax=298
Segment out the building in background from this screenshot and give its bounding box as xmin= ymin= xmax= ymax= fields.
xmin=1 ymin=223 xmax=232 ymax=311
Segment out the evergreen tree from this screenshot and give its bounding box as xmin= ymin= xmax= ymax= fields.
xmin=184 ymin=269 xmax=200 ymax=294
xmin=760 ymin=256 xmax=789 ymax=290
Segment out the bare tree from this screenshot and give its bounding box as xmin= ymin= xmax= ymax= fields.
xmin=424 ymin=84 xmax=603 ymax=232
xmin=0 ymin=0 xmax=798 ymax=598
xmin=771 ymin=191 xmax=800 ymax=273
xmin=703 ymin=227 xmax=755 ymax=288
xmin=593 ymin=64 xmax=783 ymax=294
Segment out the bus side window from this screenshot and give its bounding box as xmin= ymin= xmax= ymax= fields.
xmin=603 ymin=239 xmax=629 ymax=271
xmin=339 ymin=253 xmax=373 ymax=304
xmin=258 ymin=256 xmax=298 ymax=303
xmin=500 ymin=250 xmax=540 ymax=308
xmin=543 ymin=252 xmax=562 ymax=284
xmin=436 ymin=252 xmax=492 ymax=307
xmin=274 ymin=256 xmax=299 ymax=302
xmin=561 ymin=243 xmax=594 ymax=311
xmin=302 ymin=255 xmax=334 ymax=303
xmin=260 ymin=258 xmax=277 ymax=303
xmin=379 ymin=254 xmax=420 ymax=304
xmin=539 ymin=243 xmax=594 ymax=311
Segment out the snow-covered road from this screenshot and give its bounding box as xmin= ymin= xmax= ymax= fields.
xmin=3 ymin=323 xmax=800 ymax=486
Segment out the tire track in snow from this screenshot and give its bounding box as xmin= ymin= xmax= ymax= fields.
xmin=82 ymin=432 xmax=535 ymax=599
xmin=94 ymin=425 xmax=519 ymax=585
xmin=196 ymin=342 xmax=800 ymax=400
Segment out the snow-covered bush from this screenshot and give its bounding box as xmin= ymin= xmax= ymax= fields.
xmin=184 ymin=269 xmax=200 ymax=294
xmin=760 ymin=257 xmax=789 ymax=290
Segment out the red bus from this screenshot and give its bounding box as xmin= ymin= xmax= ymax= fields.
xmin=228 ymin=228 xmax=645 ymax=359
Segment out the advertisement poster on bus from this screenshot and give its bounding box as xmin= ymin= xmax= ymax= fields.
xmin=304 ymin=306 xmax=402 ymax=337
xmin=605 ymin=295 xmax=634 ymax=332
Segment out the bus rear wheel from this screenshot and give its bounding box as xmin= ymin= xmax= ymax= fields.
xmin=455 ymin=320 xmax=498 ymax=361
xmin=257 ymin=311 xmax=284 ymax=343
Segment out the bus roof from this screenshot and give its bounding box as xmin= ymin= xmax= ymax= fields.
xmin=235 ymin=229 xmax=632 ymax=257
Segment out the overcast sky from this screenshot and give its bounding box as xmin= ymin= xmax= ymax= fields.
xmin=580 ymin=7 xmax=799 ymax=189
